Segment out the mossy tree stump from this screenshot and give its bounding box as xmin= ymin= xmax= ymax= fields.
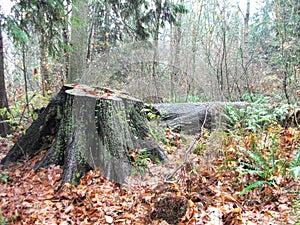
xmin=1 ymin=84 xmax=167 ymax=185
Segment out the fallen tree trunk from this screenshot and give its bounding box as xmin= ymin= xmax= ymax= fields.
xmin=1 ymin=84 xmax=167 ymax=185
xmin=150 ymin=102 xmax=246 ymax=134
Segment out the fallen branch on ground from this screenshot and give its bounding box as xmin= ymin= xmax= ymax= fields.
xmin=164 ymin=105 xmax=210 ymax=181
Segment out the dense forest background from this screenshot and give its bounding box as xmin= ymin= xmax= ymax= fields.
xmin=0 ymin=0 xmax=299 ymax=132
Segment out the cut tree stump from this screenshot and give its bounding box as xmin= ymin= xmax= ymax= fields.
xmin=1 ymin=84 xmax=168 ymax=185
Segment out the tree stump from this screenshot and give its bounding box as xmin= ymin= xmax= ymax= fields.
xmin=1 ymin=84 xmax=167 ymax=185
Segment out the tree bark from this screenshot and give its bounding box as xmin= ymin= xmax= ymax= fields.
xmin=150 ymin=102 xmax=247 ymax=134
xmin=0 ymin=19 xmax=11 ymax=137
xmin=40 ymin=34 xmax=50 ymax=96
xmin=1 ymin=84 xmax=167 ymax=185
xmin=68 ymin=0 xmax=89 ymax=83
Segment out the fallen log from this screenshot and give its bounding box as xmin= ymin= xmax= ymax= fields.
xmin=150 ymin=102 xmax=246 ymax=134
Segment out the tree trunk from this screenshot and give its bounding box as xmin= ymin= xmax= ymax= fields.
xmin=68 ymin=0 xmax=89 ymax=83
xmin=40 ymin=34 xmax=50 ymax=96
xmin=0 ymin=20 xmax=11 ymax=137
xmin=151 ymin=102 xmax=300 ymax=133
xmin=1 ymin=84 xmax=167 ymax=185
xmin=150 ymin=102 xmax=247 ymax=134
xmin=170 ymin=0 xmax=183 ymax=102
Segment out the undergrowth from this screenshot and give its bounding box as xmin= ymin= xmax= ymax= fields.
xmin=0 ymin=211 xmax=8 ymax=225
xmin=223 ymin=94 xmax=300 ymax=195
xmin=3 ymin=91 xmax=50 ymax=133
xmin=224 ymin=93 xmax=300 ymax=132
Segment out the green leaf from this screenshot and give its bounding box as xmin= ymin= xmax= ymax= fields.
xmin=239 ymin=180 xmax=268 ymax=195
xmin=239 ymin=146 xmax=270 ymax=171
xmin=290 ymin=167 xmax=300 ymax=179
xmin=290 ymin=147 xmax=300 ymax=168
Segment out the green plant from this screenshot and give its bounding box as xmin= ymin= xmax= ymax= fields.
xmin=224 ymin=94 xmax=300 ymax=133
xmin=241 ymin=93 xmax=270 ymax=103
xmin=193 ymin=143 xmax=207 ymax=155
xmin=289 ymin=144 xmax=300 ymax=179
xmin=130 ymin=149 xmax=152 ymax=176
xmin=133 ymin=150 xmax=151 ymax=167
xmin=0 ymin=108 xmax=17 ymax=130
xmin=292 ymin=190 xmax=300 ymax=224
xmin=141 ymin=105 xmax=160 ymax=121
xmin=141 ymin=106 xmax=167 ymax=144
xmin=225 ymin=106 xmax=270 ymax=133
xmin=239 ymin=180 xmax=270 ymax=195
xmin=275 ymin=103 xmax=300 ymax=127
xmin=237 ymin=131 xmax=289 ymax=195
xmin=224 ymin=95 xmax=273 ymax=132
xmin=238 ymin=145 xmax=278 ymax=178
xmin=237 ymin=132 xmax=300 ymax=195
xmin=0 ymin=211 xmax=8 ymax=225
xmin=0 ymin=108 xmax=12 ymax=123
xmin=70 ymin=173 xmax=81 ymax=186
xmin=0 ymin=171 xmax=9 ymax=183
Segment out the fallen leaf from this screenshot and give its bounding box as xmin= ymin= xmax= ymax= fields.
xmin=105 ymin=215 xmax=114 ymax=224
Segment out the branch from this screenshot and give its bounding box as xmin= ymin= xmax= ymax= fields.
xmin=164 ymin=104 xmax=210 ymax=181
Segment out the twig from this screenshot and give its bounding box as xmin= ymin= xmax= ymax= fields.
xmin=16 ymin=142 xmax=29 ymax=161
xmin=164 ymin=104 xmax=210 ymax=181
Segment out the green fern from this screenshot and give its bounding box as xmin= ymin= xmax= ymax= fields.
xmin=237 ymin=144 xmax=276 ymax=194
xmin=237 ymin=134 xmax=300 ymax=195
xmin=239 ymin=162 xmax=270 ymax=179
xmin=224 ymin=97 xmax=299 ymax=133
xmin=239 ymin=147 xmax=270 ymax=172
xmin=239 ymin=180 xmax=269 ymax=195
xmin=289 ymin=145 xmax=300 ymax=178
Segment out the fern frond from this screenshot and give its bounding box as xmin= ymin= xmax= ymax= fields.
xmin=239 ymin=180 xmax=268 ymax=195
xmin=239 ymin=147 xmax=269 ymax=170
xmin=290 ymin=167 xmax=300 ymax=179
xmin=289 ymin=145 xmax=300 ymax=178
xmin=290 ymin=146 xmax=300 ymax=168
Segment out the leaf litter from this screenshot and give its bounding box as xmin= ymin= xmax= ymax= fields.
xmin=0 ymin=126 xmax=299 ymax=224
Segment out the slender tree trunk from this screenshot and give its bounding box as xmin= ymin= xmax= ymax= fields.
xmin=189 ymin=0 xmax=200 ymax=101
xmin=242 ymin=0 xmax=252 ymax=97
xmin=40 ymin=34 xmax=50 ymax=96
xmin=134 ymin=0 xmax=143 ymax=41
xmin=68 ymin=0 xmax=89 ymax=83
xmin=87 ymin=2 xmax=99 ymax=61
xmin=170 ymin=0 xmax=183 ymax=102
xmin=0 ymin=20 xmax=11 ymax=137
xmin=62 ymin=25 xmax=69 ymax=81
xmin=244 ymin=0 xmax=250 ymax=46
xmin=22 ymin=48 xmax=30 ymax=115
xmin=151 ymin=0 xmax=162 ymax=97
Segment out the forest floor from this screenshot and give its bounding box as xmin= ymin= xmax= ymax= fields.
xmin=0 ymin=126 xmax=299 ymax=224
